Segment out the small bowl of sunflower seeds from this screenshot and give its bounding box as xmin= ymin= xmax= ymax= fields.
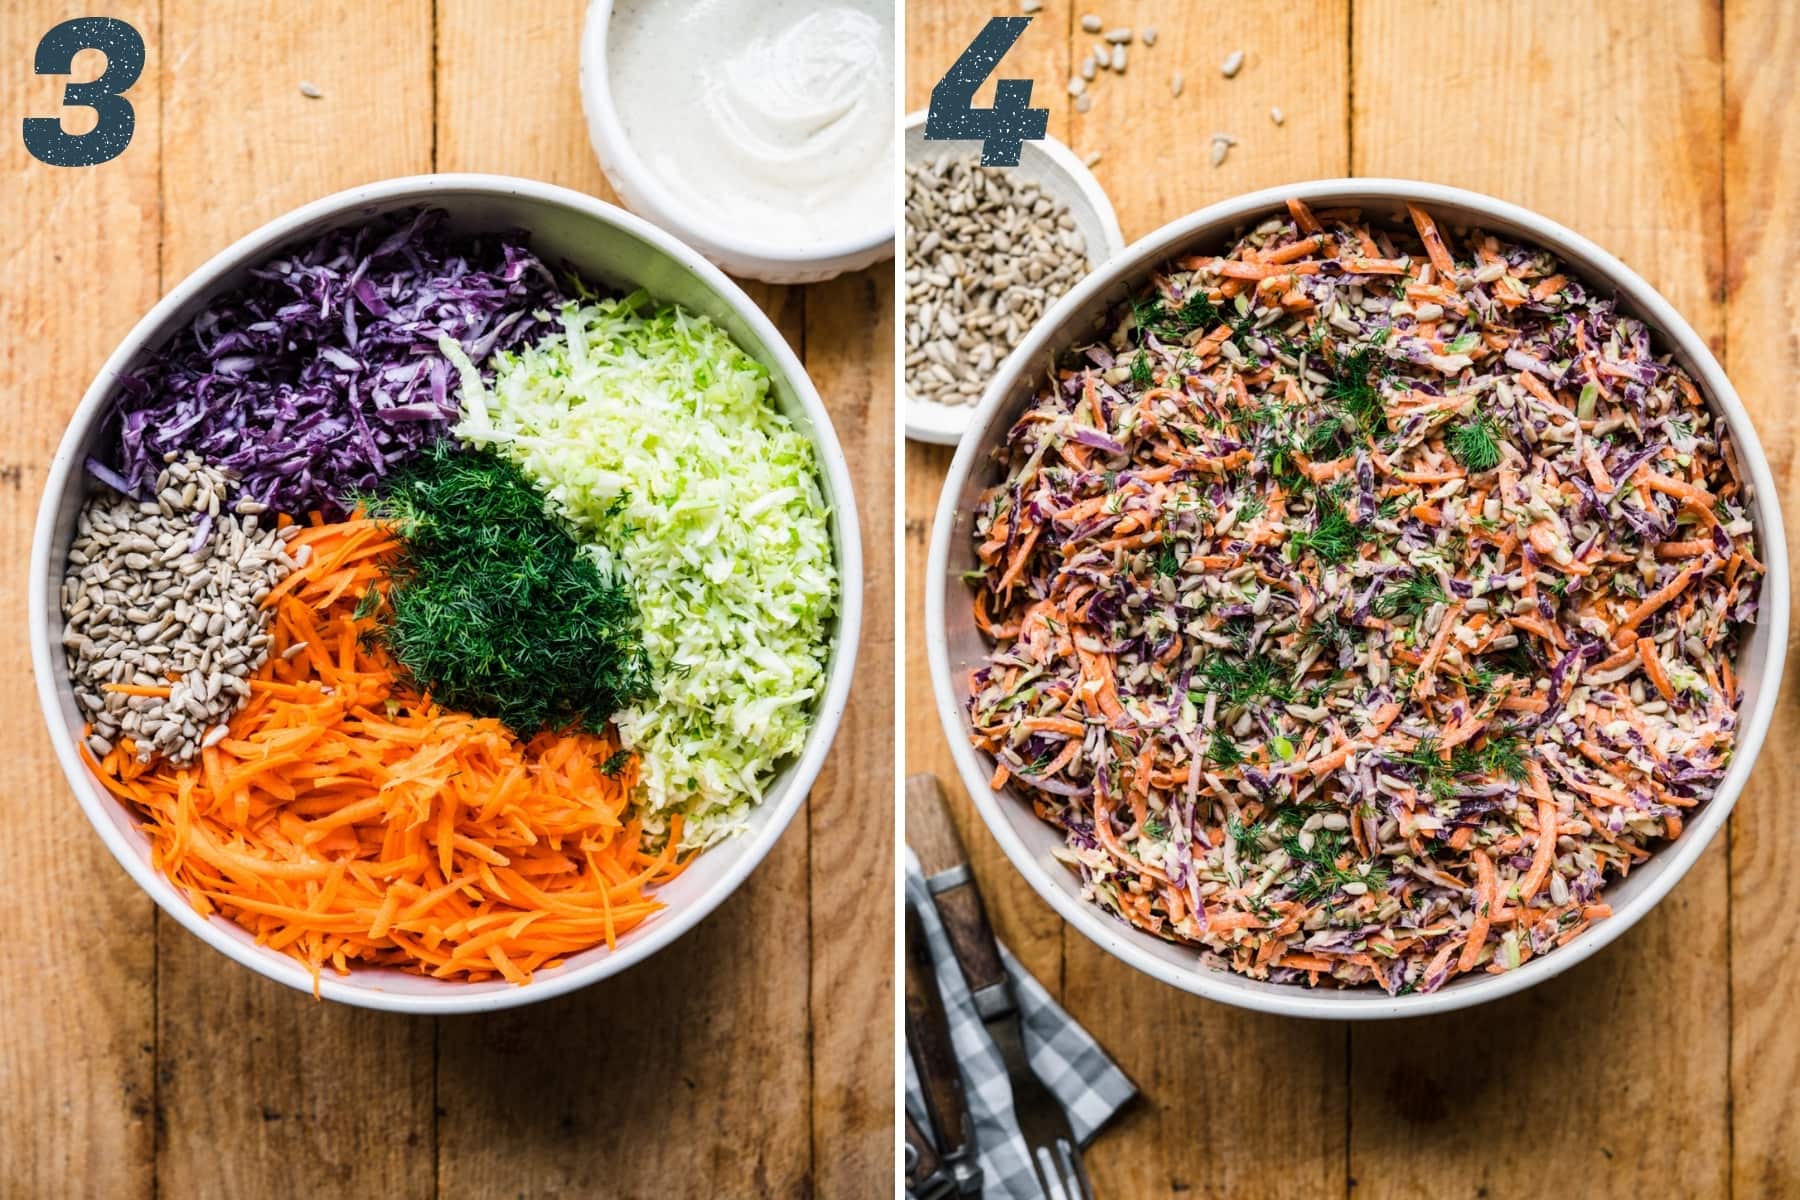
xmin=904 ymin=110 xmax=1124 ymax=445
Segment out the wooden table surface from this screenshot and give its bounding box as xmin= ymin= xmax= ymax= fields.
xmin=1 ymin=4 xmax=892 ymax=1196
xmin=906 ymin=3 xmax=1798 ymax=1197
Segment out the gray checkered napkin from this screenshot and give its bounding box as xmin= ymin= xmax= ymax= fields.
xmin=904 ymin=851 xmax=1135 ymax=1199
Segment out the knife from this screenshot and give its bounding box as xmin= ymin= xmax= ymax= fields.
xmin=907 ymin=773 xmax=1097 ymax=1200
xmin=905 ymin=900 xmax=983 ymax=1195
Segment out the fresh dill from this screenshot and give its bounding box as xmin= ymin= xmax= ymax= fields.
xmin=363 ymin=444 xmax=653 ymax=737
xmin=1290 ymin=504 xmax=1360 ymax=565
xmin=1132 ymin=292 xmax=1222 ymax=344
xmin=1154 ymin=539 xmax=1182 ymax=577
xmin=600 ymin=749 xmax=633 ymax=777
xmin=1221 ymin=613 xmax=1257 ymax=654
xmin=1281 ymin=826 xmax=1391 ymax=904
xmin=1457 ymin=732 xmax=1528 ymax=782
xmin=1128 ymin=352 xmax=1155 ymax=390
xmin=1302 ymin=414 xmax=1356 ymax=459
xmin=1372 ymin=569 xmax=1446 ymax=620
xmin=1393 ymin=730 xmax=1529 ymax=802
xmin=1303 ymin=614 xmax=1354 ymax=656
xmin=1205 ymin=731 xmax=1246 ymax=769
xmin=1190 ymin=656 xmax=1293 ymax=707
xmin=1273 ymin=801 xmax=1335 ymax=828
xmin=1448 ymin=410 xmax=1506 ymax=472
xmin=1323 ymin=328 xmax=1392 ymax=431
xmin=1227 ymin=816 xmax=1266 ymax=855
xmin=1484 ymin=640 xmax=1538 ymax=680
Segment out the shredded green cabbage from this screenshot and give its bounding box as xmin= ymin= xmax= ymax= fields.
xmin=448 ymin=292 xmax=836 ymax=847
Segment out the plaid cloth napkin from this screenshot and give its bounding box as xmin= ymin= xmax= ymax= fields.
xmin=904 ymin=852 xmax=1135 ymax=1199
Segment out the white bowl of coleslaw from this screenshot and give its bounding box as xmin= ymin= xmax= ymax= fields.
xmin=926 ymin=178 xmax=1787 ymax=1018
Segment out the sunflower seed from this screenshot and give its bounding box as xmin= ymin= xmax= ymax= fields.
xmin=59 ymin=454 xmax=294 ymax=765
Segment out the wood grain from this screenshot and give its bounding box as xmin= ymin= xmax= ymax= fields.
xmin=801 ymin=261 xmax=898 ymax=1196
xmin=1724 ymin=0 xmax=1800 ymax=1194
xmin=1348 ymin=4 xmax=1730 ymax=1198
xmin=152 ymin=5 xmax=440 ymax=1197
xmin=0 ymin=5 xmax=162 ymax=1197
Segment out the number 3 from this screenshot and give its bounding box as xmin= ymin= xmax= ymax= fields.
xmin=23 ymin=17 xmax=145 ymax=168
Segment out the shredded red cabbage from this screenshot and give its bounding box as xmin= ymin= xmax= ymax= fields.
xmin=100 ymin=208 xmax=559 ymax=519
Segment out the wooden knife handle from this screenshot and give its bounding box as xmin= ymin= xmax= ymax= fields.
xmin=906 ymin=773 xmax=1010 ymax=1006
xmin=905 ymin=902 xmax=971 ymax=1167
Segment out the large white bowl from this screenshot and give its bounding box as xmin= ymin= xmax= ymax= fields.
xmin=926 ymin=178 xmax=1788 ymax=1019
xmin=578 ymin=0 xmax=895 ymax=284
xmin=30 ymin=174 xmax=864 ymax=1014
xmin=904 ymin=109 xmax=1126 ymax=446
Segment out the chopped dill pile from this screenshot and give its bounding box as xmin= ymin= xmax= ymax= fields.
xmin=363 ymin=443 xmax=652 ymax=737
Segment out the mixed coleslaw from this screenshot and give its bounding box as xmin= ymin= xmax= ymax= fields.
xmin=966 ymin=198 xmax=1762 ymax=993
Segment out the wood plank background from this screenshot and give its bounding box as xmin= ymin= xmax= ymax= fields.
xmin=905 ymin=3 xmax=1798 ymax=1197
xmin=0 ymin=3 xmax=892 ymax=1197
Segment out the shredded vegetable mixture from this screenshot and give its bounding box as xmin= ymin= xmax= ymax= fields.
xmin=967 ymin=199 xmax=1762 ymax=994
xmin=453 ymin=293 xmax=838 ymax=847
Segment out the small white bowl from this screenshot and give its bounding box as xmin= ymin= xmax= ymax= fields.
xmin=30 ymin=174 xmax=864 ymax=1014
xmin=905 ymin=109 xmax=1125 ymax=447
xmin=926 ymin=178 xmax=1788 ymax=1019
xmin=578 ymin=0 xmax=894 ymax=284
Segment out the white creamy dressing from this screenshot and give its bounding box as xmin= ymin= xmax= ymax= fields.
xmin=608 ymin=0 xmax=893 ymax=250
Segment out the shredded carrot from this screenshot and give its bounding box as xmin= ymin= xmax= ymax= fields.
xmin=94 ymin=519 xmax=684 ymax=988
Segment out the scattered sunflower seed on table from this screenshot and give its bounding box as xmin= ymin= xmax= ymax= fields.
xmin=60 ymin=455 xmax=295 ymax=764
xmin=905 ymin=155 xmax=1091 ymax=409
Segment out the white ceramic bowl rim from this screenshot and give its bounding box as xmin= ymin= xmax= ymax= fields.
xmin=926 ymin=177 xmax=1789 ymax=1019
xmin=581 ymin=0 xmax=895 ymax=266
xmin=30 ymin=172 xmax=864 ymax=1014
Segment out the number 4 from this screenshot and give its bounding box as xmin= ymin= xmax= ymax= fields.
xmin=925 ymin=17 xmax=1049 ymax=168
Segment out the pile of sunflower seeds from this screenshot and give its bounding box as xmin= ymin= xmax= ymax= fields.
xmin=60 ymin=454 xmax=296 ymax=764
xmin=906 ymin=154 xmax=1091 ymax=407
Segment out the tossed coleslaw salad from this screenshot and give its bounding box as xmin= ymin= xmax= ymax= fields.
xmin=965 ymin=198 xmax=1762 ymax=994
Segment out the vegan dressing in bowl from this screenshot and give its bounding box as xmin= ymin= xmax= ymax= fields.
xmin=606 ymin=0 xmax=893 ymax=257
